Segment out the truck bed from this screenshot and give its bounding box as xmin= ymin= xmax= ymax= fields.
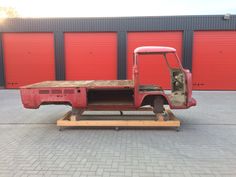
xmin=20 ymin=80 xmax=135 ymax=109
xmin=21 ymin=80 xmax=134 ymax=89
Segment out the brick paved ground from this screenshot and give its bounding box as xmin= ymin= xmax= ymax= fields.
xmin=0 ymin=90 xmax=236 ymax=177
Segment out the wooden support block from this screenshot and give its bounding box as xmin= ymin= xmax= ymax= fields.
xmin=57 ymin=109 xmax=180 ymax=128
xmin=57 ymin=119 xmax=180 ymax=127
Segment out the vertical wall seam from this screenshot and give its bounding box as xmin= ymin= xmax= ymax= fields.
xmin=182 ymin=30 xmax=193 ymax=71
xmin=0 ymin=33 xmax=5 ymax=88
xmin=54 ymin=32 xmax=65 ymax=80
xmin=117 ymin=31 xmax=127 ymax=79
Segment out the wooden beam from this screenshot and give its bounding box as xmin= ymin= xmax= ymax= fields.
xmin=57 ymin=109 xmax=180 ymax=128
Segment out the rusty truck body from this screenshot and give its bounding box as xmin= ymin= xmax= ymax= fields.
xmin=20 ymin=46 xmax=196 ymax=115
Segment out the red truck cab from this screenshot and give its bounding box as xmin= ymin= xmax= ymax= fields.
xmin=20 ymin=46 xmax=196 ymax=114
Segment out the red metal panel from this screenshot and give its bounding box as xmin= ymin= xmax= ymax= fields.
xmin=192 ymin=31 xmax=236 ymax=90
xmin=127 ymin=32 xmax=182 ymax=89
xmin=3 ymin=33 xmax=55 ymax=88
xmin=65 ymin=33 xmax=117 ymax=80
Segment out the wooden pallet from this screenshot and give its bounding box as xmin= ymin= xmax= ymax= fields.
xmin=57 ymin=109 xmax=180 ymax=131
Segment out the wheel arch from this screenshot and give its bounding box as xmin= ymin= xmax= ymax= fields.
xmin=40 ymin=101 xmax=72 ymax=107
xmin=140 ymin=94 xmax=169 ymax=107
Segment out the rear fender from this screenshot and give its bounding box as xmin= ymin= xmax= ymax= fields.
xmin=20 ymin=89 xmax=40 ymax=109
xmin=139 ymin=93 xmax=170 ymax=107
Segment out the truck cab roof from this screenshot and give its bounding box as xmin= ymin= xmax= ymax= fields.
xmin=134 ymin=46 xmax=176 ymax=54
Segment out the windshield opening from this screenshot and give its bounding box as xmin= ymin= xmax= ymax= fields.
xmin=164 ymin=53 xmax=181 ymax=69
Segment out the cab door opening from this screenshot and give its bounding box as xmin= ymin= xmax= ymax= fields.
xmin=87 ymin=89 xmax=134 ymax=105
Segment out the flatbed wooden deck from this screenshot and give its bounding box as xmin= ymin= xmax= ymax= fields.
xmin=21 ymin=80 xmax=134 ymax=89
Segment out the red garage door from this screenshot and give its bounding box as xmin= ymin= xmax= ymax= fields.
xmin=127 ymin=32 xmax=182 ymax=89
xmin=192 ymin=31 xmax=236 ymax=90
xmin=3 ymin=33 xmax=55 ymax=88
xmin=65 ymin=33 xmax=117 ymax=80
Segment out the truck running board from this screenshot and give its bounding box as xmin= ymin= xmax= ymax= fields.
xmin=57 ymin=109 xmax=181 ymax=131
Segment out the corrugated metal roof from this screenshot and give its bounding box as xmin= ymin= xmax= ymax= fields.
xmin=0 ymin=15 xmax=235 ymax=32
